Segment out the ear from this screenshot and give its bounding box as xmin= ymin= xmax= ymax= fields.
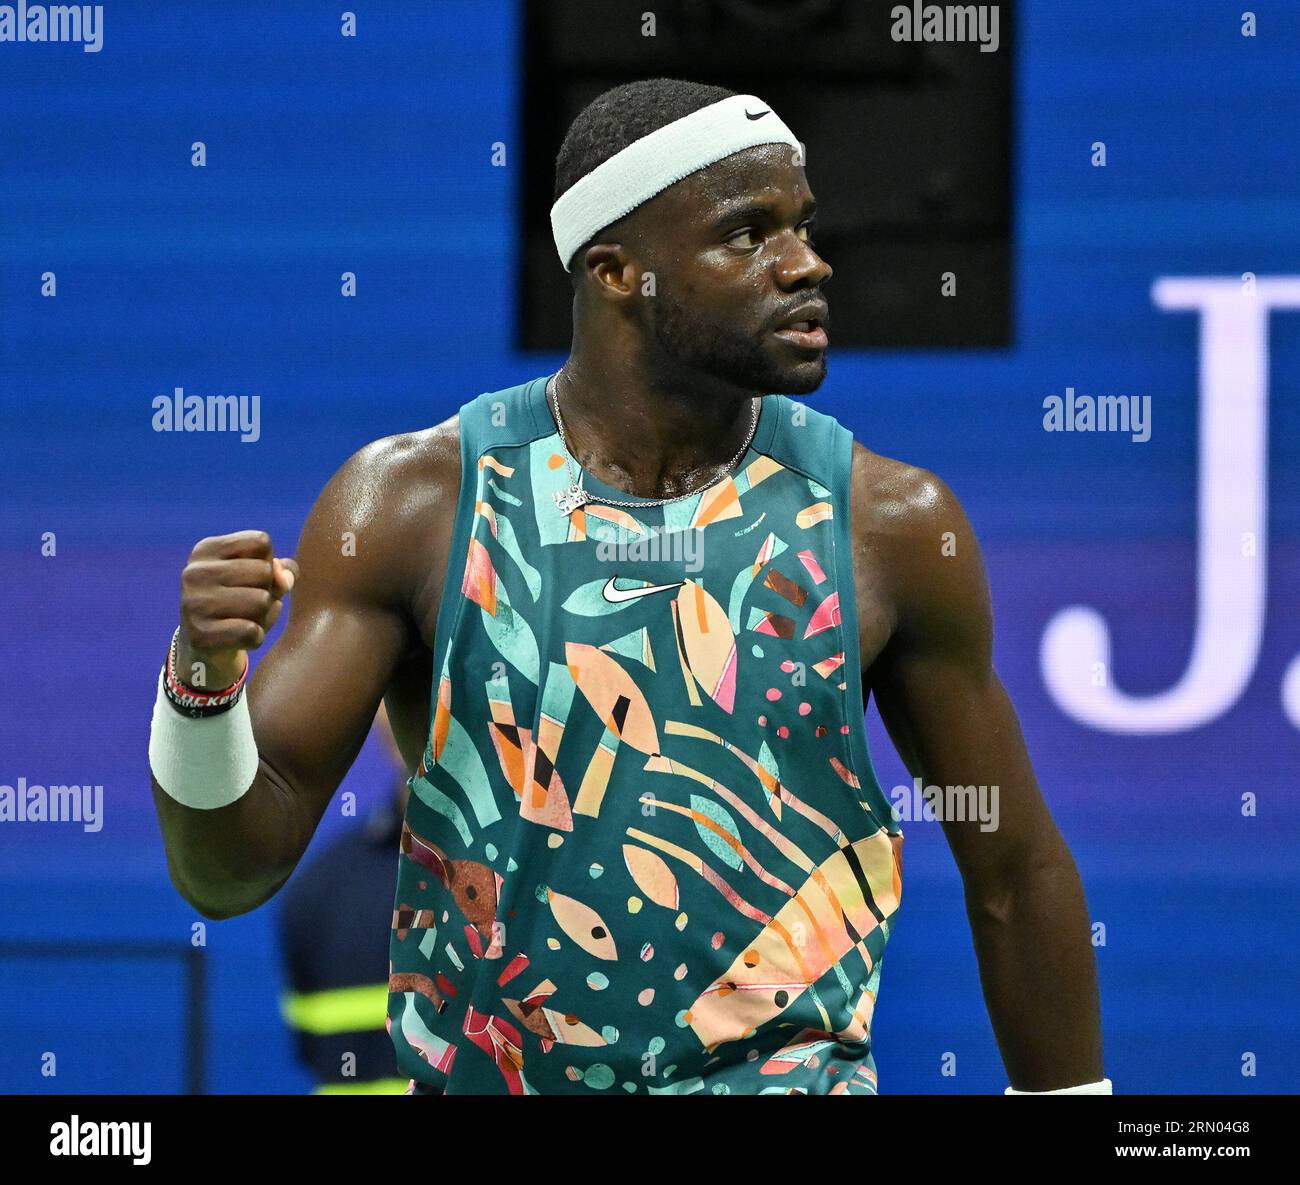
xmin=579 ymin=243 xmax=639 ymax=298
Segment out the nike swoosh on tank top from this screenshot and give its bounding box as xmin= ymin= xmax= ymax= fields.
xmin=388 ymin=374 xmax=903 ymax=1095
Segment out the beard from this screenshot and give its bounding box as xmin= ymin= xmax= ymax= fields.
xmin=650 ymin=284 xmax=827 ymax=396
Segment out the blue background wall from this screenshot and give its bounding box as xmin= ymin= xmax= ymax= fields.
xmin=2 ymin=1 xmax=1298 ymax=1093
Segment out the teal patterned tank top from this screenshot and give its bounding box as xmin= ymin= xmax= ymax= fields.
xmin=387 ymin=373 xmax=903 ymax=1095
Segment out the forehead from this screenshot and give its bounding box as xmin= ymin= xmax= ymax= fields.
xmin=652 ymin=143 xmax=812 ymax=223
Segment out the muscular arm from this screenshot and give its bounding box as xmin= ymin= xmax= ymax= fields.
xmin=149 ymin=420 xmax=459 ymax=920
xmin=851 ymin=443 xmax=1104 ymax=1091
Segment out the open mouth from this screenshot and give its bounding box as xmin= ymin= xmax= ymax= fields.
xmin=773 ymin=317 xmax=828 ymax=350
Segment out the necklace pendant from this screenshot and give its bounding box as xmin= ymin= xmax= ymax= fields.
xmin=554 ymin=483 xmax=590 ymax=515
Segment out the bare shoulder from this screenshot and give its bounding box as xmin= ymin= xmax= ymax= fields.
xmin=849 ymin=439 xmax=968 ymax=544
xmin=848 ymin=439 xmax=990 ymax=651
xmin=309 ymin=415 xmax=460 ymax=533
xmin=335 ymin=413 xmax=461 ymax=514
xmin=292 ymin=414 xmax=462 ymax=614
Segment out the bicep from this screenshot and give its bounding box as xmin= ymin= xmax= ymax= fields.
xmin=249 ymin=596 xmax=408 ymax=820
xmin=245 ymin=453 xmax=418 ymax=829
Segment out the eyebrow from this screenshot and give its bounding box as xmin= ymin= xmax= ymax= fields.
xmin=711 ymin=197 xmax=817 ymax=232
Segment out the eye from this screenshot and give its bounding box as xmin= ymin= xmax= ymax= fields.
xmin=798 ymin=221 xmax=817 ymax=244
xmin=726 ymin=227 xmax=761 ymax=249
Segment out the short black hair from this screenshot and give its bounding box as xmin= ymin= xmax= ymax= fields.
xmin=554 ymin=77 xmax=737 ymax=270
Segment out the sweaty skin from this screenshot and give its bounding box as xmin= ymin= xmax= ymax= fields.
xmin=151 ymin=143 xmax=1103 ymax=1093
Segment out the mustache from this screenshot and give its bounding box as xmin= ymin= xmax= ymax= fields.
xmin=768 ymin=300 xmax=830 ymax=332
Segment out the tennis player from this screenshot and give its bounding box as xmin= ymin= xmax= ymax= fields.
xmin=149 ymin=78 xmax=1107 ymax=1096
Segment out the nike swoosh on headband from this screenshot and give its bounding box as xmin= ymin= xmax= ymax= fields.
xmin=745 ymin=109 xmax=771 ymax=120
xmin=601 ymin=578 xmax=684 ymax=604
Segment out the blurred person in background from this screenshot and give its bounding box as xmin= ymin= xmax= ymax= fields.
xmin=276 ymin=704 xmax=410 ymax=1094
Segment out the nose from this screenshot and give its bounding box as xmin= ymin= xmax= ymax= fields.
xmin=775 ymin=232 xmax=832 ymax=290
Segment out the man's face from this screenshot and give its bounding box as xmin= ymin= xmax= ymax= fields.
xmin=633 ymin=144 xmax=833 ymax=396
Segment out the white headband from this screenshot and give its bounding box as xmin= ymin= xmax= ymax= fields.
xmin=550 ymin=93 xmax=802 ymax=271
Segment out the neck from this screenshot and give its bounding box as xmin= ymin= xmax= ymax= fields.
xmin=552 ymin=354 xmax=758 ymax=500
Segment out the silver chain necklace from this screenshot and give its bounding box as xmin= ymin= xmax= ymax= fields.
xmin=547 ymin=370 xmax=759 ymax=516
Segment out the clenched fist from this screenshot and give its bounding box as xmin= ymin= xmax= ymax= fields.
xmin=176 ymin=530 xmax=299 ymax=691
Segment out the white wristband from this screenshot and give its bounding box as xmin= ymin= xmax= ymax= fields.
xmin=149 ymin=668 xmax=260 ymax=809
xmin=1005 ymin=1078 xmax=1112 ymax=1095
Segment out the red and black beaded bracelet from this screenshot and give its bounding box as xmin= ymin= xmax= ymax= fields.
xmin=161 ymin=627 xmax=249 ymax=719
